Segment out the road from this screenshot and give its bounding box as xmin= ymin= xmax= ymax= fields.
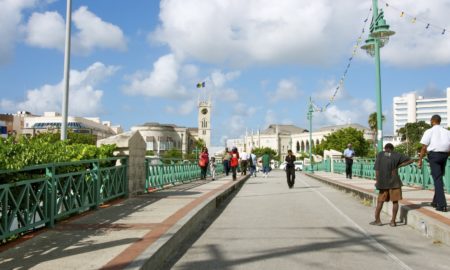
xmin=170 ymin=170 xmax=450 ymax=270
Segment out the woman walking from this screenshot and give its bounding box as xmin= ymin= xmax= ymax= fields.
xmin=199 ymin=147 xmax=209 ymax=180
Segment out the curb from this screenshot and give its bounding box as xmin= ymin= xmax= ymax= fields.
xmin=128 ymin=175 xmax=251 ymax=270
xmin=305 ymin=173 xmax=450 ymax=247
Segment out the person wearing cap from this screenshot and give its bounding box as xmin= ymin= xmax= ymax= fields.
xmin=343 ymin=143 xmax=355 ymax=179
xmin=418 ymin=114 xmax=450 ymax=212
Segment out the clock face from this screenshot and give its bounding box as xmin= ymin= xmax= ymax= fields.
xmin=201 ymin=108 xmax=208 ymax=115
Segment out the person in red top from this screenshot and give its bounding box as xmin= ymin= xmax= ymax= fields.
xmin=230 ymin=147 xmax=240 ymax=181
xmin=199 ymin=147 xmax=209 ymax=180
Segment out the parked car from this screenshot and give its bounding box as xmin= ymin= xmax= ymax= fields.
xmin=294 ymin=160 xmax=303 ymax=171
xmin=279 ymin=161 xmax=287 ymax=170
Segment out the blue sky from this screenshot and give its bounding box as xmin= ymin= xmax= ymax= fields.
xmin=1 ymin=0 xmax=450 ymax=146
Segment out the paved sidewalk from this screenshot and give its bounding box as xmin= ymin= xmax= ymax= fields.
xmin=0 ymin=174 xmax=250 ymax=270
xmin=306 ymin=171 xmax=450 ymax=246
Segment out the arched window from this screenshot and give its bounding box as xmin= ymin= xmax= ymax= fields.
xmin=296 ymin=141 xmax=300 ymax=152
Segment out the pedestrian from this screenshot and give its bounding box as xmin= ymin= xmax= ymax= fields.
xmin=249 ymin=150 xmax=257 ymax=177
xmin=199 ymin=147 xmax=209 ymax=180
xmin=240 ymin=150 xmax=249 ymax=175
xmin=262 ymin=152 xmax=271 ymax=178
xmin=230 ymin=147 xmax=240 ymax=181
xmin=343 ymin=143 xmax=355 ymax=179
xmin=222 ymin=147 xmax=231 ymax=176
xmin=210 ymin=156 xmax=216 ymax=181
xmin=418 ymin=114 xmax=450 ymax=212
xmin=285 ymin=150 xmax=296 ymax=188
xmin=370 ymin=143 xmax=413 ymax=226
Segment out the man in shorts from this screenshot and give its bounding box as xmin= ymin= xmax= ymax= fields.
xmin=370 ymin=143 xmax=413 ymax=227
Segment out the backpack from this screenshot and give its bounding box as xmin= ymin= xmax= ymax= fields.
xmin=230 ymin=153 xmax=239 ymax=167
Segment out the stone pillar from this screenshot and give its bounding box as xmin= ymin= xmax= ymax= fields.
xmin=98 ymin=131 xmax=146 ymax=196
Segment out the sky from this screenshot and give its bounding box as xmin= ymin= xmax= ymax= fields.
xmin=1 ymin=0 xmax=450 ymax=146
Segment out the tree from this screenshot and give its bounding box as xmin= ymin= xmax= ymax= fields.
xmin=368 ymin=112 xmax=385 ymax=148
xmin=252 ymin=147 xmax=278 ymax=160
xmin=314 ymin=127 xmax=371 ymax=157
xmin=396 ymin=121 xmax=431 ymax=157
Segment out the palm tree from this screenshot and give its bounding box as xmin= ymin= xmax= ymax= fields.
xmin=368 ymin=112 xmax=385 ymax=148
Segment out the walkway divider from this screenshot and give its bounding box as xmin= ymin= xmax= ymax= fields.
xmin=305 ymin=171 xmax=450 ymax=247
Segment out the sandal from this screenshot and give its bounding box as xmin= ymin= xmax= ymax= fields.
xmin=389 ymin=221 xmax=396 ymax=227
xmin=369 ymin=221 xmax=382 ymax=226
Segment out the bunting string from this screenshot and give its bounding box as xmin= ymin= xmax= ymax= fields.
xmin=380 ymin=0 xmax=448 ymax=35
xmin=311 ymin=6 xmax=373 ymax=113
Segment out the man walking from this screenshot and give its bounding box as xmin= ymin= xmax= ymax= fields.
xmin=249 ymin=150 xmax=257 ymax=177
xmin=370 ymin=143 xmax=412 ymax=226
xmin=261 ymin=152 xmax=271 ymax=178
xmin=285 ymin=150 xmax=296 ymax=188
xmin=344 ymin=143 xmax=355 ymax=179
xmin=418 ymin=115 xmax=450 ymax=212
xmin=240 ymin=150 xmax=249 ymax=175
xmin=222 ymin=147 xmax=231 ymax=176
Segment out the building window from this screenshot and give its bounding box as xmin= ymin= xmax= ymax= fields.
xmin=203 ymin=130 xmax=206 ymax=135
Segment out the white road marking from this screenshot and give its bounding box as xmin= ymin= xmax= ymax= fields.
xmin=301 ymin=177 xmax=413 ymax=270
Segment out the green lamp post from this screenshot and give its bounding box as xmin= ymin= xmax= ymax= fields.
xmin=361 ymin=0 xmax=395 ymax=153
xmin=307 ymin=97 xmax=314 ymax=173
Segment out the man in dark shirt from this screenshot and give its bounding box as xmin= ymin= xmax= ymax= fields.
xmin=370 ymin=143 xmax=412 ymax=227
xmin=285 ymin=150 xmax=296 ymax=188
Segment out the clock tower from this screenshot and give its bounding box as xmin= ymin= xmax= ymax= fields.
xmin=198 ymin=98 xmax=211 ymax=149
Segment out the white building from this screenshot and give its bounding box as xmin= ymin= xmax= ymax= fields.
xmin=131 ymin=123 xmax=198 ymax=155
xmin=22 ymin=112 xmax=120 ymax=139
xmin=227 ymin=123 xmax=374 ymax=160
xmin=393 ymin=87 xmax=450 ymax=132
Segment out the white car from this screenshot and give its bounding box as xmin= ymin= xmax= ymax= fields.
xmin=279 ymin=161 xmax=303 ymax=171
xmin=294 ymin=161 xmax=303 ymax=171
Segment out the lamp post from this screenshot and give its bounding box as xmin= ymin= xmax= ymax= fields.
xmin=307 ymin=97 xmax=314 ymax=173
xmin=61 ymin=0 xmax=72 ymax=140
xmin=361 ymin=0 xmax=395 ymax=152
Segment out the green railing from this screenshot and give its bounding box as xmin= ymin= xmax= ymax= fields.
xmin=315 ymin=158 xmax=450 ymax=193
xmin=145 ymin=158 xmax=224 ymax=190
xmin=0 ymin=157 xmax=128 ymax=242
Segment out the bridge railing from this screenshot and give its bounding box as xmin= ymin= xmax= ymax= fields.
xmin=314 ymin=158 xmax=450 ymax=193
xmin=145 ymin=158 xmax=224 ymax=190
xmin=0 ymin=157 xmax=128 ymax=242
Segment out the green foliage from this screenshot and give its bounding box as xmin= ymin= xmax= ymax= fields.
xmin=296 ymin=152 xmax=310 ymax=160
xmin=0 ymin=134 xmax=116 ymax=171
xmin=251 ymin=147 xmax=278 ymax=160
xmin=162 ymin=149 xmax=182 ymax=160
xmin=396 ymin=121 xmax=430 ymax=157
xmin=146 ymin=150 xmax=155 ymax=156
xmin=314 ymin=127 xmax=371 ymax=157
xmin=394 ymin=142 xmax=422 ymax=157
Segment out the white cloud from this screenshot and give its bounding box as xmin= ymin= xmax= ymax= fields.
xmin=264 ymin=109 xmax=277 ymax=128
xmin=24 ymin=6 xmax=127 ymax=54
xmin=221 ymin=88 xmax=239 ymax=102
xmin=313 ymin=98 xmax=376 ymax=127
xmin=0 ymin=62 xmax=118 ymax=116
xmin=152 ymin=0 xmax=450 ymax=68
xmin=123 ymin=54 xmax=188 ymax=99
xmin=233 ymin=103 xmax=257 ymax=117
xmin=152 ymin=0 xmax=370 ymax=66
xmin=211 ymin=70 xmax=241 ymax=88
xmin=379 ymin=0 xmax=450 ymax=66
xmin=271 ymin=79 xmax=301 ymax=102
xmin=0 ymin=0 xmax=36 ymax=64
xmin=312 ymin=79 xmax=345 ymax=102
xmin=25 ymin=11 xmax=65 ymax=50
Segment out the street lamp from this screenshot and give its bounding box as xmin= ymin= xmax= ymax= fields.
xmin=307 ymin=97 xmax=314 ymax=173
xmin=361 ymin=0 xmax=395 ymax=152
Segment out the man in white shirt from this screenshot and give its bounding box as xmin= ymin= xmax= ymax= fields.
xmin=343 ymin=144 xmax=355 ymax=179
xmin=418 ymin=115 xmax=450 ymax=212
xmin=240 ymin=151 xmax=249 ymax=175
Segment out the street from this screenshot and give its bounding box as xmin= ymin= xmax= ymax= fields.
xmin=170 ymin=170 xmax=450 ymax=270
